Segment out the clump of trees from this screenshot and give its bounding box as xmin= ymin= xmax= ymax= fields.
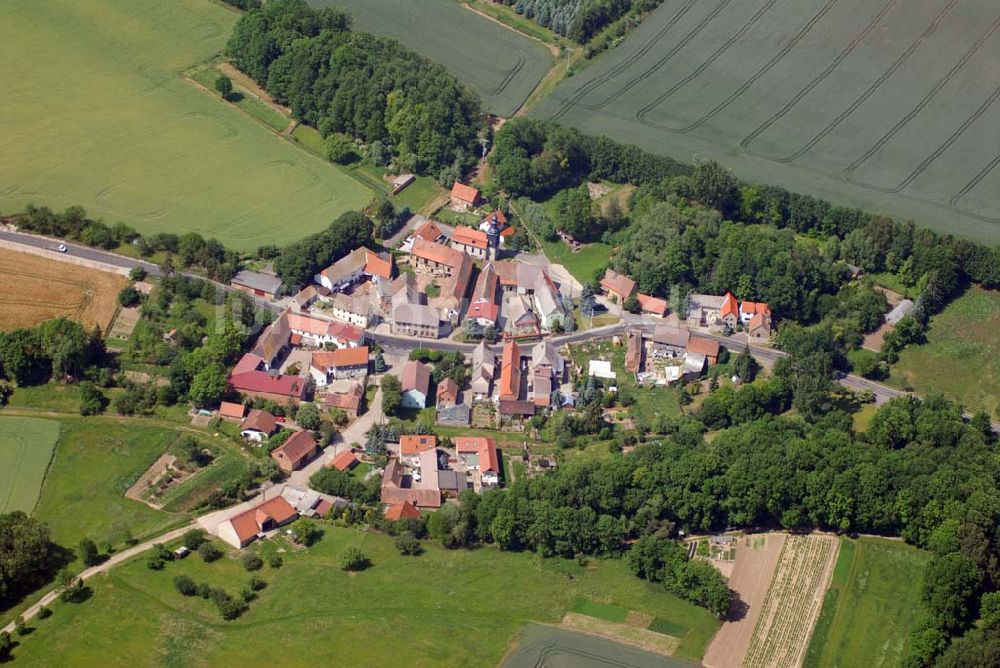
xmin=272 ymin=210 xmax=373 ymax=287
xmin=225 ymin=0 xmax=482 ymax=179
xmin=0 ymin=317 xmax=108 ymax=387
xmin=0 ymin=512 xmax=62 ymax=609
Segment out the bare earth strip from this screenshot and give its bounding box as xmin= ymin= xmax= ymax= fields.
xmin=743 ymin=534 xmax=840 ymax=668
xmin=704 ymin=533 xmax=786 ymax=668
xmin=560 ymin=612 xmax=681 ymax=656
xmin=0 ymin=246 xmax=127 ymax=331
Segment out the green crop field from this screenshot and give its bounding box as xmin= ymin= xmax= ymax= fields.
xmin=0 ymin=0 xmax=371 ymax=251
xmin=804 ymin=537 xmax=929 ymax=668
xmin=9 ymin=527 xmax=719 ymax=665
xmin=0 ymin=417 xmax=60 ymax=514
xmin=888 ymin=286 xmax=1000 ymax=414
xmin=533 ymin=0 xmax=1000 ymax=243
xmin=33 ymin=419 xmax=187 ymax=549
xmin=315 ymin=0 xmax=554 ymax=117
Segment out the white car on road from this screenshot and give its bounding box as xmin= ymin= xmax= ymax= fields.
xmin=56 ymin=243 xmax=67 ymax=252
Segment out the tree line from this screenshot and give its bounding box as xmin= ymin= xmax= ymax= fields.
xmin=225 ymin=0 xmax=483 ymax=180
xmin=494 ymin=0 xmax=662 ymax=44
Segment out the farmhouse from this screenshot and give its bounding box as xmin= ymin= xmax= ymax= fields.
xmin=217 ymin=496 xmax=298 ymax=549
xmin=436 ymin=377 xmax=459 ymax=406
xmin=720 ymin=293 xmax=740 ymax=329
xmin=400 ymin=434 xmax=437 ymax=466
xmin=314 ymin=247 xmax=392 ymax=292
xmin=401 ymin=360 xmax=433 ymax=409
xmin=240 ymin=409 xmax=278 ymax=443
xmin=503 ymin=293 xmax=540 ymax=338
xmin=748 ymin=311 xmax=772 ymax=340
xmin=601 ymin=269 xmax=637 ymax=303
xmin=229 ymin=366 xmax=308 ymax=405
xmin=322 ymin=381 xmax=364 ymax=418
xmin=498 ymin=341 xmax=521 ymax=402
xmin=450 ymin=182 xmax=480 ymax=211
xmin=293 ymin=284 xmax=330 ymax=311
xmin=413 ymin=218 xmax=447 ymax=244
xmin=626 ymin=329 xmax=643 ymax=372
xmin=286 ymin=312 xmax=365 ymax=349
xmin=381 ymin=458 xmax=442 ymax=509
xmin=450 ymin=226 xmax=489 ymax=259
xmin=410 ymin=238 xmax=471 ymax=279
xmin=652 ymin=325 xmax=689 ymax=355
xmin=455 ymin=436 xmax=500 ymax=488
xmin=329 ymin=292 xmax=372 ymax=328
xmin=740 ymin=300 xmax=771 ymax=325
xmin=271 ymin=430 xmax=318 ymax=472
xmin=231 ymin=269 xmax=282 ymax=300
xmin=687 ymin=336 xmax=721 ymax=365
xmin=309 ymin=346 xmax=369 ymax=386
xmin=636 ymin=293 xmax=668 ymax=318
xmin=249 ymin=315 xmax=291 ymax=370
xmin=470 ymin=341 xmax=496 ymax=398
xmin=391 ymin=302 xmax=441 ymax=339
xmin=687 ymin=294 xmax=727 ymax=327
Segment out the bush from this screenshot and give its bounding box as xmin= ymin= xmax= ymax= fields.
xmin=182 ymin=529 xmax=207 ymax=550
xmin=118 ymin=284 xmax=141 ymax=307
xmin=173 ymin=575 xmax=198 ymax=596
xmin=268 ymin=554 xmax=283 ymax=569
xmin=129 ymin=266 xmax=147 ymax=282
xmin=78 ymin=382 xmax=106 ymax=416
xmin=197 ymin=582 xmax=213 ymax=599
xmin=37 ymin=605 xmax=51 ymax=619
xmin=292 ymin=518 xmax=321 ymax=547
xmin=78 ymin=537 xmax=101 ymax=566
xmin=147 ymin=554 xmax=165 ymax=570
xmin=14 ymin=616 xmax=26 ymax=636
xmin=242 ymin=553 xmax=263 ymax=572
xmin=340 ymin=547 xmax=370 ymax=571
xmin=0 ymin=631 xmax=10 ymax=661
xmin=394 ymin=531 xmax=422 ymax=556
xmin=248 ymin=575 xmax=267 ymax=591
xmin=198 ymin=541 xmax=223 ymax=563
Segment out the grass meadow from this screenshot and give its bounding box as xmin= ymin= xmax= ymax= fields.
xmin=317 ymin=0 xmax=554 ymax=117
xmin=0 ymin=417 xmax=60 ymax=514
xmin=9 ymin=527 xmax=720 ymax=665
xmin=888 ymin=286 xmax=1000 ymax=414
xmin=533 ymin=0 xmax=1000 ymax=243
xmin=804 ymin=537 xmax=929 ymax=668
xmin=0 ymin=0 xmax=371 ymax=251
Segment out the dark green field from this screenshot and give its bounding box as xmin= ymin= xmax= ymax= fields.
xmin=534 ymin=0 xmax=1000 ymax=242
xmin=315 ymin=0 xmax=554 ymax=116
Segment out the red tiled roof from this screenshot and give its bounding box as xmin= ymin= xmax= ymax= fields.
xmin=242 ymin=409 xmax=277 ymax=435
xmin=401 ymin=360 xmax=432 ymax=395
xmin=467 ymin=300 xmax=499 ymax=322
xmin=272 ymin=430 xmax=317 ymax=468
xmin=482 ymin=210 xmax=507 ymax=227
xmin=749 ymin=312 xmax=770 ymax=332
xmin=601 ymin=269 xmax=637 ymax=300
xmin=687 ymin=336 xmax=721 ymax=359
xmin=499 ymin=341 xmax=521 ymax=401
xmin=400 ymin=434 xmax=437 ymax=456
xmin=331 ymin=450 xmax=359 ymax=472
xmin=227 ymin=496 xmax=298 ymax=545
xmin=721 ymin=292 xmax=739 ymax=319
xmin=219 ymin=401 xmax=246 ymax=419
xmin=364 ymin=251 xmax=392 ymax=280
xmin=636 ymin=293 xmax=668 ymax=316
xmin=314 ymin=498 xmax=333 ymax=517
xmin=384 ymin=500 xmax=422 ymax=521
xmin=437 ymin=377 xmax=458 ymax=403
xmin=411 ymin=237 xmax=462 ymax=267
xmin=414 ymin=220 xmax=445 ymax=241
xmin=332 ymin=345 xmax=369 ymax=368
xmin=499 ymin=226 xmax=516 ymax=237
xmin=454 ymin=435 xmax=498 ymax=471
xmin=452 ymin=226 xmax=488 ymax=250
xmin=232 ymin=353 xmax=263 ymax=376
xmin=229 ymin=371 xmax=307 ymax=399
xmin=498 ymin=399 xmax=535 ymax=416
xmin=323 ymin=386 xmax=363 ymax=413
xmin=741 ymin=301 xmax=771 ymax=317
xmin=450 ymin=182 xmax=479 ymax=204
xmin=454 ymin=436 xmax=493 ymax=452
xmin=493 ymin=260 xmax=518 ymax=287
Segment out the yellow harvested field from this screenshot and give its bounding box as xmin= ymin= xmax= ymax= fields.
xmin=0 ymin=247 xmax=126 ymax=331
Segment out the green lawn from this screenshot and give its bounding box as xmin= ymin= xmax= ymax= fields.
xmin=0 ymin=0 xmax=371 ymax=251
xmin=6 ymin=382 xmax=85 ymax=413
xmin=11 ymin=527 xmax=719 ymax=665
xmin=0 ymin=417 xmax=60 ymax=513
xmin=804 ymin=537 xmax=929 ymax=668
xmin=539 ymin=237 xmax=613 ymax=285
xmin=888 ymin=286 xmax=1000 ymax=414
xmin=190 ymin=64 xmax=290 ymax=133
xmin=33 ymin=420 xmax=188 ymax=549
xmin=393 ymin=176 xmax=446 ymax=214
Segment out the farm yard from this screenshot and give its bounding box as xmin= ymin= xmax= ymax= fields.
xmin=0 ymin=417 xmax=60 ymax=514
xmin=0 ymin=0 xmax=372 ymax=251
xmin=533 ymin=0 xmax=1000 ymax=243
xmin=887 ymin=285 xmax=1000 ymax=414
xmin=315 ymin=0 xmax=554 ymax=117
xmin=8 ymin=527 xmax=720 ymax=665
xmin=0 ymin=247 xmax=127 ymax=332
xmin=804 ymin=537 xmax=929 ymax=668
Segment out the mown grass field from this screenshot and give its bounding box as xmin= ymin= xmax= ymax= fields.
xmin=33 ymin=419 xmax=188 ymax=549
xmin=317 ymin=0 xmax=554 ymax=117
xmin=10 ymin=527 xmax=720 ymax=665
xmin=0 ymin=417 xmax=60 ymax=514
xmin=0 ymin=0 xmax=371 ymax=251
xmin=888 ymin=286 xmax=1000 ymax=414
xmin=0 ymin=248 xmax=126 ymax=332
xmin=533 ymin=0 xmax=1000 ymax=243
xmin=804 ymin=537 xmax=929 ymax=668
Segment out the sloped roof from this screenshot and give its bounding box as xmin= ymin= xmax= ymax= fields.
xmin=400 ymin=434 xmax=437 ymax=456
xmin=219 ymin=401 xmax=246 ymax=419
xmin=467 ymin=300 xmax=499 ymax=322
xmin=384 ymin=500 xmax=422 ymax=521
xmin=331 ymin=450 xmax=359 ymax=472
xmin=721 ymin=292 xmax=739 ymax=319
xmin=637 ymin=293 xmax=668 ymax=316
xmin=414 ymin=220 xmax=445 ymax=242
xmin=229 ymin=371 xmax=307 ymax=399
xmin=687 ymin=336 xmax=721 ymax=358
xmin=450 ymin=182 xmax=480 ymax=204
xmin=499 ymin=341 xmax=521 ymax=401
xmin=411 ymin=238 xmax=462 ymax=268
xmin=393 ymin=302 xmax=440 ymax=328
xmin=452 ymin=226 xmax=488 ymax=249
xmin=251 ymin=313 xmax=291 ymax=363
xmin=652 ymin=325 xmax=689 ymax=348
xmin=332 ymin=345 xmax=369 ymax=368
xmin=323 ymin=382 xmax=363 ymax=413
xmin=272 ymin=430 xmax=317 ymax=466
xmin=437 ymin=377 xmax=458 ymax=402
xmin=232 ymin=269 xmax=282 ymax=295
xmin=242 ymin=409 xmax=277 ymax=434
xmin=232 ymin=353 xmax=264 ymax=376
xmin=749 ymin=312 xmax=770 ymax=333
xmin=364 ymin=251 xmax=392 ymax=280
xmin=401 ymin=360 xmax=432 ymax=395
xmin=331 ymin=292 xmax=371 ymax=317
xmin=227 ymin=496 xmax=298 ymax=545
xmin=601 ymin=269 xmax=637 ymax=298
xmin=740 ymin=301 xmax=771 ymax=317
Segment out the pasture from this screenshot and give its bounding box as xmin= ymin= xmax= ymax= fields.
xmin=888 ymin=286 xmax=1000 ymax=414
xmin=533 ymin=0 xmax=1000 ymax=243
xmin=315 ymin=0 xmax=554 ymax=117
xmin=0 ymin=417 xmax=60 ymax=514
xmin=804 ymin=537 xmax=929 ymax=668
xmin=0 ymin=0 xmax=372 ymax=251
xmin=0 ymin=248 xmax=126 ymax=332
xmin=9 ymin=527 xmax=719 ymax=665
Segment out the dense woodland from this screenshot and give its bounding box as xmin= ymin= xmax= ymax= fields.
xmin=494 ymin=0 xmax=662 ymax=44
xmin=225 ymin=0 xmax=483 ymax=179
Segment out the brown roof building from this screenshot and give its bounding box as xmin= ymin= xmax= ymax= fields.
xmin=687 ymin=336 xmax=721 ymax=365
xmin=436 ymin=377 xmax=459 ymax=406
xmin=217 ymin=496 xmax=298 ymax=549
xmin=330 ymin=449 xmax=359 ymax=472
xmin=384 ymin=500 xmax=422 ymax=521
xmin=219 ymin=401 xmax=246 ymax=421
xmin=381 ymin=459 xmax=442 ymax=508
xmin=271 ymin=430 xmax=319 ymax=472
xmin=241 ymin=409 xmax=278 ymax=438
xmin=601 ymin=269 xmax=638 ymax=303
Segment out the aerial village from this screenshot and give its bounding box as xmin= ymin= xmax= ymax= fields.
xmin=215 ymin=182 xmax=774 ymax=548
